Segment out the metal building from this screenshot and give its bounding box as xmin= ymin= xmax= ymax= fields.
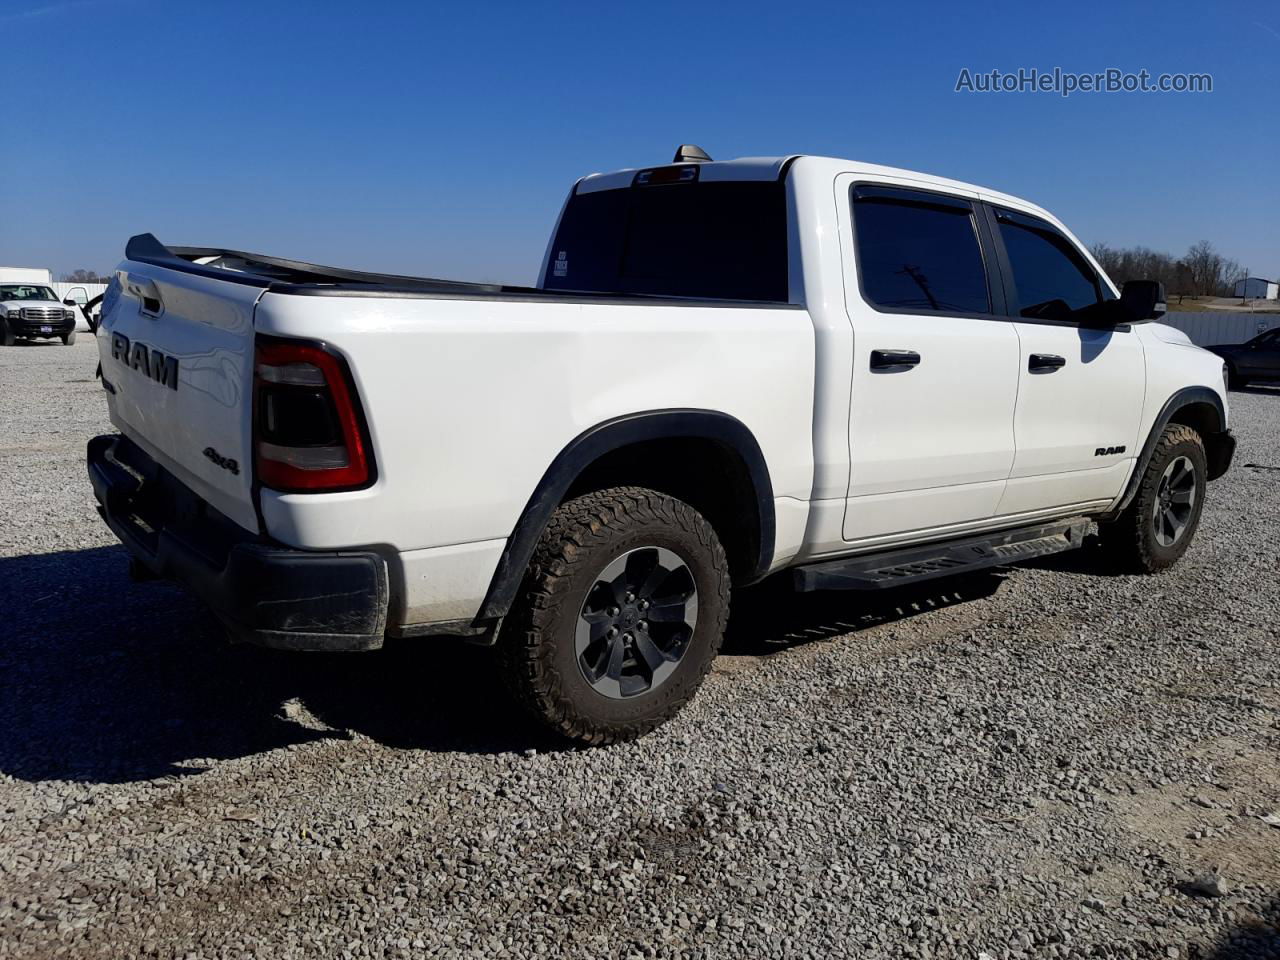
xmin=1232 ymin=277 xmax=1279 ymax=300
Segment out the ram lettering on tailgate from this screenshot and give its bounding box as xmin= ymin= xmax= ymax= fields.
xmin=111 ymin=332 xmax=179 ymax=391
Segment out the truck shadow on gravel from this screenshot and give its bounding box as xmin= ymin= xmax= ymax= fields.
xmin=0 ymin=545 xmax=548 ymax=783
xmin=0 ymin=545 xmax=1006 ymax=784
xmin=1014 ymin=536 xmax=1134 ymax=578
xmin=723 ymin=568 xmax=1006 ymax=654
xmin=1200 ymin=891 xmax=1280 ymax=959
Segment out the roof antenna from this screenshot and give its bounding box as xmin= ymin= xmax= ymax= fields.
xmin=673 ymin=144 xmax=712 ymax=163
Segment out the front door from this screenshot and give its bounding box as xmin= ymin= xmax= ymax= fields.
xmin=986 ymin=206 xmax=1146 ymax=516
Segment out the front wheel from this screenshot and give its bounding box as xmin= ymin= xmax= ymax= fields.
xmin=1226 ymin=363 xmax=1246 ymax=390
xmin=1097 ymin=424 xmax=1207 ymax=573
xmin=0 ymin=321 xmax=13 ymax=347
xmin=61 ymin=330 xmax=77 ymax=346
xmin=498 ymin=486 xmax=730 ymax=745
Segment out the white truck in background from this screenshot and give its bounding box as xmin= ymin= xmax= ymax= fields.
xmin=87 ymin=147 xmax=1236 ymax=744
xmin=0 ymin=267 xmax=80 ymax=345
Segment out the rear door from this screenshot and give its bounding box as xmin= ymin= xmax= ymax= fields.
xmin=984 ymin=205 xmax=1145 ymax=515
xmin=98 ymin=258 xmax=265 ymax=533
xmin=838 ymin=179 xmax=1020 ymax=542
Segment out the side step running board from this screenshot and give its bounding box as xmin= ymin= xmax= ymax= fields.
xmin=794 ymin=517 xmax=1092 ymax=592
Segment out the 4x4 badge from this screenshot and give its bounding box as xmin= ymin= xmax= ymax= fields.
xmin=202 ymin=447 xmax=239 ymax=475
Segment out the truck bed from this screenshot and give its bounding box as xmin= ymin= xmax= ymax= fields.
xmin=98 ymin=233 xmax=816 ymax=632
xmin=125 ymin=234 xmax=798 ymax=308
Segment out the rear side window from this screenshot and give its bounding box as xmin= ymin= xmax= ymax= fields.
xmin=996 ymin=210 xmax=1102 ymax=321
xmin=543 ymin=179 xmax=788 ymax=302
xmin=851 ymin=186 xmax=990 ymax=315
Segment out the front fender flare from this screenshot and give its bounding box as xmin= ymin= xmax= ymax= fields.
xmin=1104 ymin=386 xmax=1228 ymax=520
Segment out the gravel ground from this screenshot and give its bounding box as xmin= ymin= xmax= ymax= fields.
xmin=1 ymin=337 xmax=1278 ymax=959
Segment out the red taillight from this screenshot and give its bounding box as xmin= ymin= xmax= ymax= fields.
xmin=253 ymin=337 xmax=373 ymax=492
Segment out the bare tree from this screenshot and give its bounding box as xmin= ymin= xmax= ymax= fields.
xmin=1090 ymin=240 xmax=1255 ymax=300
xmin=60 ymin=269 xmax=104 ymax=283
xmin=1089 ymin=242 xmax=1180 ymax=293
xmin=1173 ymin=260 xmax=1193 ymax=303
xmin=1220 ymin=259 xmax=1246 ymax=297
xmin=1184 ymin=240 xmax=1224 ymax=298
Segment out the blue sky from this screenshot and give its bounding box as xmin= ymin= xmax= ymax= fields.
xmin=2 ymin=0 xmax=1276 ymax=284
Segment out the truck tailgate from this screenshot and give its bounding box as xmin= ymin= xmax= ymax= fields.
xmin=98 ymin=263 xmax=264 ymax=534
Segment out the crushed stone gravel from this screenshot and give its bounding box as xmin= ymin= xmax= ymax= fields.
xmin=1 ymin=337 xmax=1278 ymax=959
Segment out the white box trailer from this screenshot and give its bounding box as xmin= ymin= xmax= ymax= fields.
xmin=0 ymin=267 xmax=54 ymax=285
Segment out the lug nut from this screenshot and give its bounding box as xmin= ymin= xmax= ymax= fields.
xmin=622 ymin=633 xmax=633 ymax=644
xmin=607 ymin=606 xmax=620 ymax=617
xmin=606 ymin=626 xmax=618 ymax=639
xmin=624 ymin=592 xmax=636 ymax=603
xmin=637 ymin=621 xmax=647 ymax=632
xmin=638 ymin=599 xmax=649 ymax=611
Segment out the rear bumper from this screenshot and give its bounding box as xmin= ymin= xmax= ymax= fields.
xmin=87 ymin=434 xmax=389 ymax=651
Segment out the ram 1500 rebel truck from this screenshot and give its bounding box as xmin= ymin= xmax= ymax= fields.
xmin=87 ymin=148 xmax=1236 ymax=744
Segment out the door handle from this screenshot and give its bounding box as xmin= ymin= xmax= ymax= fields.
xmin=1028 ymin=353 xmax=1066 ymax=372
xmin=125 ymin=273 xmax=163 ymax=318
xmin=870 ymin=349 xmax=921 ymax=371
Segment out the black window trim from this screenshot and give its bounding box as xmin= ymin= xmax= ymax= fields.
xmin=980 ymin=203 xmax=1127 ymax=330
xmin=848 ymin=181 xmax=1007 ymax=322
xmin=847 ymin=183 xmax=1130 ymax=331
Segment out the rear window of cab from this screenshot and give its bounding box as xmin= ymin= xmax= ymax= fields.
xmin=544 ymin=179 xmax=789 ymax=303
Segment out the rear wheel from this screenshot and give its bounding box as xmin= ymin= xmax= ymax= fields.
xmin=1097 ymin=424 xmax=1207 ymax=573
xmin=498 ymin=486 xmax=730 ymax=745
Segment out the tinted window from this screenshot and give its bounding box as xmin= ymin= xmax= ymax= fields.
xmin=997 ymin=212 xmax=1101 ymax=320
xmin=852 ymin=191 xmax=990 ymax=315
xmin=544 ymin=180 xmax=788 ymax=302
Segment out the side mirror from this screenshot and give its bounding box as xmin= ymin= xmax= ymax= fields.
xmin=63 ymin=298 xmax=77 ymax=306
xmin=1121 ymin=280 xmax=1166 ymax=321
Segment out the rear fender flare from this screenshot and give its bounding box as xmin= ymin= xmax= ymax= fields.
xmin=474 ymin=409 xmax=775 ymax=623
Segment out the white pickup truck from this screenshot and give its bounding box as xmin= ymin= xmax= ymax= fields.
xmin=1 ymin=278 xmax=79 ymax=346
xmin=88 ymin=147 xmax=1236 ymax=744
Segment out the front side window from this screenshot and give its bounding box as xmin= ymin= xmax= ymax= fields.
xmin=852 ymin=187 xmax=990 ymax=316
xmin=997 ymin=211 xmax=1102 ymax=321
